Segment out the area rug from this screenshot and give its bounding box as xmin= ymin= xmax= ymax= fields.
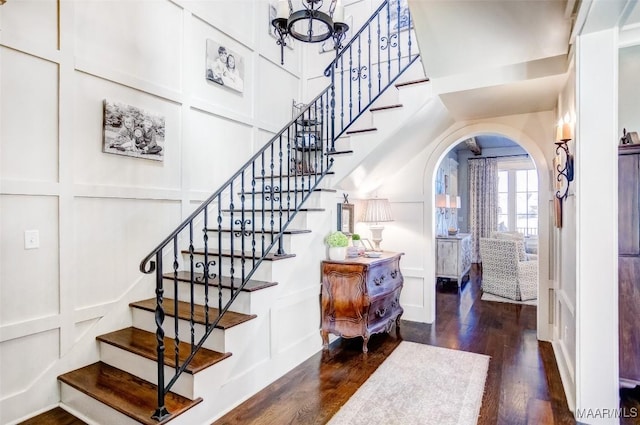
xmin=327 ymin=341 xmax=489 ymax=425
xmin=481 ymin=292 xmax=537 ymax=306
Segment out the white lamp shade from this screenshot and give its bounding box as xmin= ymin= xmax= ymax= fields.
xmin=435 ymin=194 xmax=450 ymax=209
xmin=362 ymin=198 xmax=394 ymax=223
xmin=450 ymin=196 xmax=461 ymax=209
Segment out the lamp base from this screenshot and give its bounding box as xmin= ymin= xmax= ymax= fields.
xmin=369 ymin=225 xmax=385 ymax=251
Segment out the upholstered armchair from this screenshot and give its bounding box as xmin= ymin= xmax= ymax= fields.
xmin=479 ymin=235 xmax=538 ymax=301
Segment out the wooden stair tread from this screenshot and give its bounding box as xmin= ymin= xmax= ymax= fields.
xmin=58 ymin=362 xmax=201 ymax=425
xmin=184 ymin=248 xmax=296 ymax=261
xmin=326 ymin=150 xmax=354 ymax=156
xmin=205 ymin=228 xmax=311 ymax=235
xmin=346 ymin=127 xmax=377 ymax=135
xmin=18 ymin=407 xmax=88 ymax=425
xmin=130 ymin=298 xmax=257 ymax=329
xmin=163 ymin=271 xmax=277 ymax=292
xmin=395 ymin=77 xmax=430 ymax=88
xmin=370 ymin=104 xmax=403 ymax=112
xmin=97 ymin=327 xmax=231 ymax=374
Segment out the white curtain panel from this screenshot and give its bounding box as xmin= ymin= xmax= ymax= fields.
xmin=468 ymin=158 xmax=498 ymax=262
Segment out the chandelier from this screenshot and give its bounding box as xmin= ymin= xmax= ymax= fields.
xmin=272 ymin=0 xmax=349 ymax=64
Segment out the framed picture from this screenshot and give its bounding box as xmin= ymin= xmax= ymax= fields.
xmin=102 ymin=100 xmax=165 ymax=161
xmin=361 ymin=238 xmax=374 ymax=251
xmin=206 ymin=39 xmax=245 ymax=93
xmin=389 ymin=0 xmax=413 ymax=31
xmin=337 ymin=203 xmax=354 ymax=235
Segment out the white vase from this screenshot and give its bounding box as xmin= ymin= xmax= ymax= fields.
xmin=328 ymin=246 xmax=346 ymax=261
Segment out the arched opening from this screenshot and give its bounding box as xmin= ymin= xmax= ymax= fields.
xmin=423 ymin=124 xmax=551 ymax=341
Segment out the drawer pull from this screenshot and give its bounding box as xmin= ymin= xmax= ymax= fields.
xmin=374 ymin=275 xmax=385 ymax=285
xmin=390 ymin=270 xmax=398 ymax=279
xmin=376 ymin=307 xmax=388 ymax=317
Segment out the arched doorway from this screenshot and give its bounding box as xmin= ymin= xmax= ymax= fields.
xmin=423 ymin=124 xmax=551 ymax=341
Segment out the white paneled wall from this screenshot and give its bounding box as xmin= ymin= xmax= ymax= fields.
xmin=0 ymin=1 xmax=306 ymax=423
xmin=1 ymin=48 xmax=60 ymax=183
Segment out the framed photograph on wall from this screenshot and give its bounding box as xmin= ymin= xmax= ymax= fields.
xmin=337 ymin=203 xmax=354 ymax=235
xmin=206 ymin=39 xmax=245 ymax=93
xmin=102 ymin=100 xmax=165 ymax=162
xmin=389 ymin=0 xmax=413 ymax=31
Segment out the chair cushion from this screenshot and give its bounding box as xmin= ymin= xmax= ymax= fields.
xmin=490 ymin=232 xmax=527 ymax=261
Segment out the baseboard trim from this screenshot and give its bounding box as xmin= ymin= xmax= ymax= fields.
xmin=551 ymin=340 xmax=576 ymax=414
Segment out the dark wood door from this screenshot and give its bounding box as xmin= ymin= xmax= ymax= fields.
xmin=619 ymin=256 xmax=640 ymax=382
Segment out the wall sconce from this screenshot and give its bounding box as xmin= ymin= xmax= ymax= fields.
xmin=362 ymin=198 xmax=394 ymax=251
xmin=554 ymin=116 xmax=574 ymax=200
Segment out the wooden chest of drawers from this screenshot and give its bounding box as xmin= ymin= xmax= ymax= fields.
xmin=320 ymin=252 xmax=404 ymax=352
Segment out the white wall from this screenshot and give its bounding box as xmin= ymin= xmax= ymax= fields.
xmin=0 ymin=1 xmax=306 ymax=423
xmin=574 ymin=28 xmax=619 ymax=423
xmin=552 ymin=64 xmax=578 ymax=411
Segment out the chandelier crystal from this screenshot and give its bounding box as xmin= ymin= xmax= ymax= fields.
xmin=272 ymin=0 xmax=349 ymax=65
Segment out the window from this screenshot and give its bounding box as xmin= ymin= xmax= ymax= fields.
xmin=497 ymin=162 xmax=538 ymax=237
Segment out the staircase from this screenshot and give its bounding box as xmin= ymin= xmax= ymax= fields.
xmin=50 ymin=2 xmax=424 ymax=424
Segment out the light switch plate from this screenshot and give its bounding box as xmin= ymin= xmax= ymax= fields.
xmin=24 ymin=229 xmax=39 ymax=249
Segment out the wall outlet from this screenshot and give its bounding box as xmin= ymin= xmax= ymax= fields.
xmin=24 ymin=229 xmax=39 ymax=250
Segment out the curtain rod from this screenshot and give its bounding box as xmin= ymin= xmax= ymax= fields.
xmin=467 ymin=154 xmax=529 ymax=160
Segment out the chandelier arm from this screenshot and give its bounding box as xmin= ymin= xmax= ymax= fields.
xmin=274 ymin=0 xmax=349 ymax=63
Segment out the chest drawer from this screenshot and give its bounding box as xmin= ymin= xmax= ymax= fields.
xmin=366 ymin=257 xmax=403 ymax=297
xmin=368 ymin=288 xmax=402 ymax=326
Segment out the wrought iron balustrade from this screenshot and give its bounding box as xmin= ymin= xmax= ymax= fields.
xmin=138 ymin=0 xmax=420 ymax=420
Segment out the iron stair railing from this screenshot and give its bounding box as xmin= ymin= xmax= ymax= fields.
xmin=138 ymin=0 xmax=419 ymax=421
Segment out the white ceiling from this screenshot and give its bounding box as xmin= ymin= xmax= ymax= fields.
xmin=408 ymin=0 xmax=574 ymax=120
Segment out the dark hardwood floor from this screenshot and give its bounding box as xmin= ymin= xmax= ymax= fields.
xmin=214 ymin=264 xmax=579 ymax=425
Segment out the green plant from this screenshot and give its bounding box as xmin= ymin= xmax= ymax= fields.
xmin=326 ymin=231 xmax=349 ymax=247
xmin=351 ymin=233 xmax=361 ymax=241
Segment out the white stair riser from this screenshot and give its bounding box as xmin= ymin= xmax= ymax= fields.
xmin=231 ymin=194 xmax=324 ymax=209
xmin=203 ymin=232 xmax=293 ymax=254
xmin=370 ymin=83 xmax=401 ymax=109
xmin=397 ymin=80 xmax=432 ymax=105
xmin=191 ymin=232 xmax=313 ymax=258
xmin=395 ymin=57 xmax=426 ymax=83
xmin=164 ymin=281 xmax=278 ymax=315
xmin=164 ymin=282 xmax=253 ymax=314
xmin=131 ymin=308 xmax=226 ymax=352
xmin=215 ymin=209 xmax=315 ymax=229
xmin=186 ymin=253 xmax=299 ymax=282
xmin=99 ymin=342 xmax=197 ymax=399
xmin=60 ymin=384 xmax=140 ymax=425
xmin=251 ymin=174 xmax=332 ymax=191
xmin=131 ymin=308 xmax=270 ymax=374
